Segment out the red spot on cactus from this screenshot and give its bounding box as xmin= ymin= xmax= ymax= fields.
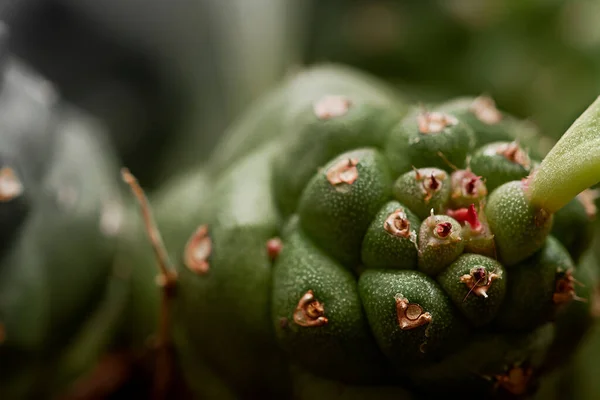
xmin=447 ymin=204 xmax=482 ymax=232
xmin=266 ymin=237 xmax=283 ymax=261
xmin=435 ymin=222 xmax=453 ymax=238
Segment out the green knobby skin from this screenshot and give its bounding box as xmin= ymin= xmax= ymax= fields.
xmin=298 ymin=148 xmax=393 ymax=268
xmin=272 ymin=99 xmax=402 ymax=216
xmin=361 ymin=201 xmax=420 ymax=270
xmin=407 ymin=324 xmax=555 ymax=396
xmin=462 ymin=225 xmax=496 ymax=259
xmin=447 ymin=169 xmax=488 ymax=209
xmin=392 ymin=167 xmax=451 ymax=220
xmin=385 ymin=108 xmax=476 ymax=176
xmin=436 ymin=254 xmax=506 ymax=327
xmin=469 ymin=141 xmax=534 ymax=192
xmin=358 ymin=269 xmax=466 ymax=368
xmin=435 ymin=96 xmax=548 ymax=158
xmin=417 ymin=214 xmax=464 ymax=276
xmin=272 ymin=226 xmax=388 ymax=384
xmin=495 ymin=237 xmax=576 ymax=332
xmin=207 ymin=64 xmax=406 ymax=176
xmin=485 ymin=181 xmax=553 ymax=266
xmin=543 ymin=250 xmax=597 ymax=371
xmin=169 ymin=143 xmax=288 ymax=396
xmin=550 ymin=195 xmax=595 ymax=262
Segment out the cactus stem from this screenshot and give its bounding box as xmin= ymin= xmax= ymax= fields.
xmin=184 ymin=225 xmax=212 ymax=275
xmin=394 ymin=294 xmax=432 ymax=330
xmin=526 ymin=96 xmax=600 ymax=214
xmin=293 ymin=290 xmax=328 ymax=327
xmin=313 ymin=95 xmax=352 ymax=120
xmin=121 ymin=168 xmax=177 ymax=400
xmin=461 ymin=266 xmax=500 ymax=300
xmin=0 ymin=167 xmax=23 ymax=202
xmin=470 ymin=95 xmax=502 ymax=125
xmin=326 ymin=158 xmax=359 ymax=186
xmin=266 ymin=237 xmax=283 ymax=261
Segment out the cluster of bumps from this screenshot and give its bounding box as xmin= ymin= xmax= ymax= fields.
xmin=1 ymin=63 xmax=599 ymax=400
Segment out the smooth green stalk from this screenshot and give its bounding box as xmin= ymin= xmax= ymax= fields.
xmin=527 ymin=96 xmax=600 ymax=213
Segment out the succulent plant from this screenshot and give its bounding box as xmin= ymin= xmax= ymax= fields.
xmin=0 ymin=60 xmax=128 ymax=398
xmin=122 ymin=64 xmax=600 ymax=399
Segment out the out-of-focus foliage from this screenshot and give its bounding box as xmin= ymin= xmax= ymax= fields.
xmin=304 ymin=0 xmax=600 ymax=141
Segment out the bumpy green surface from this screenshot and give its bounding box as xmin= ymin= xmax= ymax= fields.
xmin=121 ymin=64 xmax=600 ymax=399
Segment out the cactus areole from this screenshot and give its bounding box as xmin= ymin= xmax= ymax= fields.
xmin=123 ymin=66 xmax=600 ymax=399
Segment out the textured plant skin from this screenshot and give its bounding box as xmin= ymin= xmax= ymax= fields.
xmin=527 ymin=96 xmax=600 ymax=214
xmin=121 ymin=64 xmax=600 ymax=399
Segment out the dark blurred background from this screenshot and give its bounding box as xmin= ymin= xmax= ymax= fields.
xmin=3 ymin=0 xmax=600 ymax=189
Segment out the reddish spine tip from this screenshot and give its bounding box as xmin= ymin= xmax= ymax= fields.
xmin=465 ymin=176 xmax=480 ymax=196
xmin=428 ymin=173 xmax=440 ymax=190
xmin=435 ymin=222 xmax=453 ymax=238
xmin=266 ymin=237 xmax=283 ymax=261
xmin=447 ymin=204 xmax=482 ymax=232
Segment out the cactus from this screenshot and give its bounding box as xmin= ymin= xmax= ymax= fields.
xmin=121 ymin=64 xmax=600 ymax=399
xmin=0 ymin=60 xmax=128 ymax=398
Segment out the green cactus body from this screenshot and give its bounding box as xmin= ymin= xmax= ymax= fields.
xmin=550 ymin=194 xmax=595 ymax=262
xmin=361 ymin=201 xmax=420 ymax=270
xmin=417 ymin=214 xmax=464 ymax=276
xmin=447 ymin=169 xmax=488 ymax=209
xmin=392 ymin=167 xmax=451 ymax=220
xmin=0 ymin=108 xmax=127 ymax=398
xmin=437 ymin=254 xmax=506 ymax=327
xmin=436 ymin=96 xmax=547 ymax=159
xmin=469 ymin=141 xmax=534 ymax=192
xmin=121 ymin=65 xmax=600 ymax=399
xmin=495 ymin=237 xmax=577 ymax=331
xmin=272 ymin=225 xmax=387 ymax=384
xmin=385 ymin=108 xmax=476 ymax=175
xmin=298 ymin=148 xmax=393 ymax=268
xmin=273 ymin=99 xmax=402 ymax=216
xmin=485 ymin=181 xmax=553 ymax=266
